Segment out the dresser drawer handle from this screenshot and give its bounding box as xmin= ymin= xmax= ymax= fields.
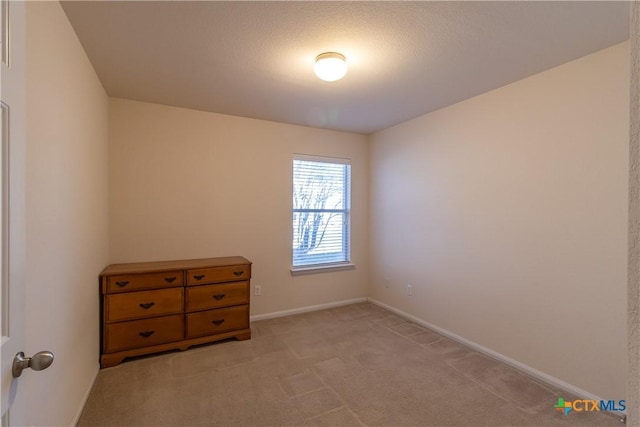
xmin=164 ymin=277 xmax=177 ymax=283
xmin=233 ymin=271 xmax=244 ymax=277
xmin=139 ymin=302 xmax=155 ymax=309
xmin=138 ymin=330 xmax=155 ymax=338
xmin=115 ymin=280 xmax=129 ymax=287
xmin=212 ymin=293 xmax=226 ymax=301
xmin=193 ymin=274 xmax=205 ymax=281
xmin=211 ymin=319 xmax=225 ymax=326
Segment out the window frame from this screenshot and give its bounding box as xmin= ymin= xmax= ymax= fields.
xmin=290 ymin=154 xmax=354 ymax=274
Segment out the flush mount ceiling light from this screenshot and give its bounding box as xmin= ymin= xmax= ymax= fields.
xmin=314 ymin=52 xmax=348 ymax=82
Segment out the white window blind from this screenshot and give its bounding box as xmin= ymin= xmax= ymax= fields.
xmin=292 ymin=155 xmax=351 ymax=268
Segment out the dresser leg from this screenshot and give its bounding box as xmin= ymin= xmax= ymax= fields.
xmin=101 ymin=354 xmax=126 ymax=368
xmin=234 ymin=331 xmax=251 ymax=341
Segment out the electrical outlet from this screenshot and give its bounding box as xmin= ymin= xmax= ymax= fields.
xmin=254 ymin=285 xmax=262 ymax=296
xmin=407 ymin=284 xmax=413 ymax=296
xmin=384 ymin=278 xmax=390 ymax=288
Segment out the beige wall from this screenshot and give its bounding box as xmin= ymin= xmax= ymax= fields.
xmin=109 ymin=98 xmax=369 ymax=315
xmin=25 ymin=2 xmax=109 ymax=425
xmin=369 ymin=42 xmax=629 ymax=399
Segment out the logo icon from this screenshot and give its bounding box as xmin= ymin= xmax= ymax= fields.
xmin=554 ymin=398 xmax=572 ymax=415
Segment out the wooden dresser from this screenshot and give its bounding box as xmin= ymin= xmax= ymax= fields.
xmin=99 ymin=256 xmax=251 ymax=368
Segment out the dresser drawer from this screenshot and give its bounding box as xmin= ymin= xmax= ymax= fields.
xmin=104 ymin=315 xmax=184 ymax=352
xmin=186 ymin=281 xmax=249 ymax=312
xmin=186 ymin=305 xmax=248 ymax=339
xmin=187 ymin=264 xmax=250 ymax=285
xmin=105 ymin=288 xmax=184 ymax=322
xmin=107 ymin=270 xmax=184 ymax=293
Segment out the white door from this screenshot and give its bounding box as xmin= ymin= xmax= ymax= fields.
xmin=0 ymin=1 xmax=27 ymax=425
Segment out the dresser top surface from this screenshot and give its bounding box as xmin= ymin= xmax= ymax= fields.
xmin=101 ymin=256 xmax=252 ymax=276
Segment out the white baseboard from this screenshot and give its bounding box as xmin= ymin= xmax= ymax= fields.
xmin=367 ymin=297 xmax=622 ymax=413
xmin=250 ymin=297 xmax=367 ymax=321
xmin=72 ymin=363 xmax=100 ymax=426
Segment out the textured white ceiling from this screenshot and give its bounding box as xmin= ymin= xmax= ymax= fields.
xmin=61 ymin=1 xmax=629 ymax=135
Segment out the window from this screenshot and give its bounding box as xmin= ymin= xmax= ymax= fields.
xmin=292 ymin=155 xmax=351 ymax=270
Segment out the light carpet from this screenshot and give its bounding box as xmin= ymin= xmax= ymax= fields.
xmin=78 ymin=302 xmax=623 ymax=426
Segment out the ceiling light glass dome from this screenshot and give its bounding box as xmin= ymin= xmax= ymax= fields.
xmin=314 ymin=52 xmax=348 ymax=82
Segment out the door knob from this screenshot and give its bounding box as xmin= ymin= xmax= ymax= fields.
xmin=12 ymin=351 xmax=54 ymax=378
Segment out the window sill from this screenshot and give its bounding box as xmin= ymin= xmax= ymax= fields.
xmin=290 ymin=263 xmax=356 ymax=276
